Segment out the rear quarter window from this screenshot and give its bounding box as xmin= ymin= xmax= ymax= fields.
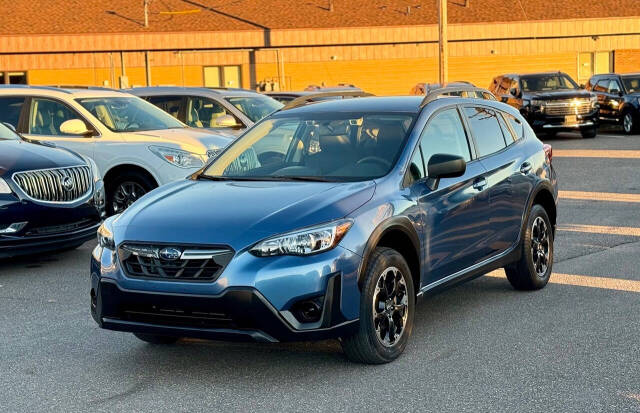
xmin=464 ymin=106 xmax=508 ymax=157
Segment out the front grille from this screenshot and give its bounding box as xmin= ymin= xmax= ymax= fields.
xmin=544 ymin=99 xmax=593 ymax=116
xmin=25 ymin=218 xmax=95 ymax=236
xmin=122 ymin=305 xmax=235 ymax=329
xmin=13 ymin=165 xmax=92 ymax=203
xmin=119 ymin=244 xmax=234 ymax=282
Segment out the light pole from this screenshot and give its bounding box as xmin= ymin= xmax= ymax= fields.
xmin=438 ymin=0 xmax=448 ymax=84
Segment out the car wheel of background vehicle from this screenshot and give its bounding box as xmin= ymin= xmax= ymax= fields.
xmin=133 ymin=333 xmax=179 ymax=344
xmin=505 ymin=204 xmax=554 ymax=290
xmin=341 ymin=247 xmax=415 ymax=364
xmin=622 ymin=112 xmax=636 ymax=135
xmin=580 ymin=127 xmax=597 ymax=139
xmin=106 ymin=170 xmax=156 ymax=215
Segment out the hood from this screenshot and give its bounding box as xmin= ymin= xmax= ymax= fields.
xmin=114 ymin=179 xmax=376 ymax=250
xmin=526 ymin=89 xmax=593 ymax=100
xmin=0 ymin=140 xmax=85 ymax=177
xmin=128 ymin=127 xmax=234 ymax=154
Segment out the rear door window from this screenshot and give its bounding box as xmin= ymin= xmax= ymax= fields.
xmin=0 ymin=97 xmax=25 ymax=128
xmin=186 ymin=96 xmax=242 ymax=128
xmin=146 ymin=95 xmax=185 ymax=120
xmin=464 ymin=106 xmax=507 ymax=157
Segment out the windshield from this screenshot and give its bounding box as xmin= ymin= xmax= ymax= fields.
xmin=76 ymin=97 xmax=185 ymax=132
xmin=521 ymin=74 xmax=578 ymax=92
xmin=225 ymin=96 xmax=284 ymax=123
xmin=622 ymin=76 xmax=640 ymax=93
xmin=0 ymin=123 xmax=20 ymax=141
xmin=203 ymin=112 xmax=415 ymax=182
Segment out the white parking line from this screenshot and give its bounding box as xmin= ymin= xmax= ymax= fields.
xmin=486 ymin=270 xmax=640 ymax=293
xmin=553 ymin=149 xmax=640 ymax=159
xmin=558 ymin=224 xmax=640 ymax=237
xmin=559 ymin=191 xmax=640 ymax=203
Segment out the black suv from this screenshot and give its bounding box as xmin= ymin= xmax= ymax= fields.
xmin=489 ymin=72 xmax=598 ymax=138
xmin=586 ymin=73 xmax=640 ymax=134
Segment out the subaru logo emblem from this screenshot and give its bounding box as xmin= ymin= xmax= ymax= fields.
xmin=61 ymin=176 xmax=74 ymax=192
xmin=159 ymin=247 xmax=182 ymax=261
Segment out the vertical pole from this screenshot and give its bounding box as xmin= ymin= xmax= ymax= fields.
xmin=145 ymin=51 xmax=152 ymax=86
xmin=438 ymin=0 xmax=448 ymax=84
xmin=144 ymin=0 xmax=150 ymax=28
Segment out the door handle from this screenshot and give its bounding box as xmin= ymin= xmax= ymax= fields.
xmin=520 ymin=162 xmax=532 ymax=175
xmin=473 ymin=177 xmax=487 ymax=190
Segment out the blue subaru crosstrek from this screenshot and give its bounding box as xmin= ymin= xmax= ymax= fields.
xmin=91 ymin=88 xmax=558 ymax=363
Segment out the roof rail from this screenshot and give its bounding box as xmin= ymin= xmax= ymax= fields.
xmin=0 ymin=84 xmax=75 ymax=93
xmin=51 ymin=85 xmax=117 ymax=91
xmin=420 ymin=86 xmax=496 ymax=108
xmin=281 ymin=90 xmax=374 ymax=110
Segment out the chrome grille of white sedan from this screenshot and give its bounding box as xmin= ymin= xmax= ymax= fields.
xmin=12 ymin=166 xmax=92 ymax=203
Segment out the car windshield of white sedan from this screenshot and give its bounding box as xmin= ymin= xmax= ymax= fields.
xmin=521 ymin=74 xmax=578 ymax=92
xmin=622 ymin=77 xmax=640 ymax=93
xmin=225 ymin=96 xmax=284 ymax=123
xmin=76 ymin=97 xmax=185 ymax=132
xmin=0 ymin=122 xmax=20 ymax=140
xmin=203 ymin=113 xmax=415 ymax=182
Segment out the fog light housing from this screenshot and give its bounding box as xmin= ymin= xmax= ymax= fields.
xmin=290 ymin=296 xmax=324 ymax=324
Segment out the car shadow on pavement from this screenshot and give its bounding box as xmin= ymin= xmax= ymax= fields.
xmin=97 ymin=276 xmax=518 ymax=373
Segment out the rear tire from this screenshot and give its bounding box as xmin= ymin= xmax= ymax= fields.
xmin=581 ymin=127 xmax=597 ymax=139
xmin=505 ymin=204 xmax=554 ymax=290
xmin=106 ymin=170 xmax=157 ymax=216
xmin=134 ymin=333 xmax=179 ymax=345
xmin=341 ymin=247 xmax=415 ymax=364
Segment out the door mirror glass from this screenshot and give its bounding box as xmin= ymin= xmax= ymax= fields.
xmin=59 ymin=119 xmax=92 ymax=136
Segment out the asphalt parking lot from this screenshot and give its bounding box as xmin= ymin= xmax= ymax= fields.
xmin=1 ymin=130 xmax=639 ymax=412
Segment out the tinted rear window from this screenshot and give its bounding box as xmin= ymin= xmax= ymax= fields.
xmin=0 ymin=97 xmax=25 ymax=127
xmin=464 ymin=107 xmax=507 ymax=157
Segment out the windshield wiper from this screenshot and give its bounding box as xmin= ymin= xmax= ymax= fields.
xmin=197 ymin=175 xmax=331 ymax=182
xmin=270 ymin=176 xmax=332 ymax=182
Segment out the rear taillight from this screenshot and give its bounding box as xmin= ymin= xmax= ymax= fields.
xmin=543 ymin=144 xmax=552 ymax=163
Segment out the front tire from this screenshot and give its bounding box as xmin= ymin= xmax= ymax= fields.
xmin=505 ymin=204 xmax=554 ymax=290
xmin=622 ymin=111 xmax=636 ymax=135
xmin=581 ymin=126 xmax=597 ymax=139
xmin=106 ymin=170 xmax=157 ymax=215
xmin=341 ymin=247 xmax=415 ymax=364
xmin=134 ymin=333 xmax=179 ymax=344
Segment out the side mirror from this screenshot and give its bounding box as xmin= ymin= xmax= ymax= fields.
xmin=509 ymin=87 xmax=520 ymax=98
xmin=2 ymin=122 xmax=17 ymax=133
xmin=59 ymin=119 xmax=92 ymax=136
xmin=214 ymin=114 xmax=241 ymax=128
xmin=618 ymin=91 xmax=624 ymax=97
xmin=426 ymin=154 xmax=466 ymax=191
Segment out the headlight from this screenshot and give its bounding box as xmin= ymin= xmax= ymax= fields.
xmin=97 ymin=216 xmax=117 ymax=249
xmin=0 ymin=177 xmax=12 ymax=194
xmin=531 ymin=99 xmax=545 ymax=107
xmin=149 ymin=146 xmax=204 ymax=169
xmin=590 ymin=95 xmax=598 ymax=107
xmin=250 ymin=220 xmax=352 ymax=257
xmin=83 ymin=156 xmax=101 ymax=183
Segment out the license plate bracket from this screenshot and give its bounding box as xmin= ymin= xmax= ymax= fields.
xmin=565 ymin=114 xmax=577 ymax=124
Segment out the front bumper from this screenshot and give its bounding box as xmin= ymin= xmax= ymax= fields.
xmin=90 ymin=243 xmax=363 ymax=342
xmin=527 ymin=110 xmax=598 ymax=131
xmin=91 ymin=275 xmax=357 ymax=342
xmin=0 ymin=221 xmax=100 ymax=259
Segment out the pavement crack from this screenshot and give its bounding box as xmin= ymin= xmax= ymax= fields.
xmin=88 ymin=381 xmax=148 ymax=406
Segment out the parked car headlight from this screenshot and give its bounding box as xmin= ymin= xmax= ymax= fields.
xmin=97 ymin=216 xmax=117 ymax=249
xmin=149 ymin=146 xmax=204 ymax=169
xmin=251 ymin=220 xmax=353 ymax=257
xmin=0 ymin=177 xmax=12 ymax=194
xmin=590 ymin=95 xmax=599 ymax=108
xmin=531 ymin=99 xmax=545 ymax=107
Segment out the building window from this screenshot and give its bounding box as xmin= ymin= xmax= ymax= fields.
xmin=203 ymin=65 xmax=241 ymax=88
xmin=1 ymin=71 xmax=27 ymax=84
